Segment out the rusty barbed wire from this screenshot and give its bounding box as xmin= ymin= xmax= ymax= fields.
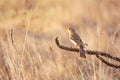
xmin=55 ymin=36 xmax=120 ymax=69
xmin=96 ymin=55 xmax=120 ymax=68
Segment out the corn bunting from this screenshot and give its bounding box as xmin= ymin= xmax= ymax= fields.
xmin=67 ymin=27 xmax=87 ymax=58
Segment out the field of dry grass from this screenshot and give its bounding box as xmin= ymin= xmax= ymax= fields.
xmin=0 ymin=0 xmax=120 ymax=80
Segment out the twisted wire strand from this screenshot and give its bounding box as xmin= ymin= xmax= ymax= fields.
xmin=96 ymin=55 xmax=120 ymax=68
xmin=87 ymin=50 xmax=120 ymax=62
xmin=55 ymin=37 xmax=120 ymax=69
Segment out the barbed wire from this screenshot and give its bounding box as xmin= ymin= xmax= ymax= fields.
xmin=55 ymin=37 xmax=120 ymax=69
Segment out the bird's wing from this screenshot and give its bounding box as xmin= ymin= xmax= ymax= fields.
xmin=70 ymin=32 xmax=83 ymax=45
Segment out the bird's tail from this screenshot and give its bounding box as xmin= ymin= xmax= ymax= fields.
xmin=79 ymin=46 xmax=86 ymax=58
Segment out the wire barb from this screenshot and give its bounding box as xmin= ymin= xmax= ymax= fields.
xmin=55 ymin=37 xmax=120 ymax=69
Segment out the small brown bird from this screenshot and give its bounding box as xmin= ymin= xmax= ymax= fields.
xmin=67 ymin=27 xmax=87 ymax=58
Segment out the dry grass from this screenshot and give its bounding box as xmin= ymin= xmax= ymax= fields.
xmin=0 ymin=0 xmax=120 ymax=80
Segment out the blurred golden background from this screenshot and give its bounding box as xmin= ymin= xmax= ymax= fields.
xmin=0 ymin=0 xmax=120 ymax=80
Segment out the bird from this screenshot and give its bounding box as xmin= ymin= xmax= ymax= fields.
xmin=67 ymin=27 xmax=87 ymax=58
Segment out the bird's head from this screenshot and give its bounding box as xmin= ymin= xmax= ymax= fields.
xmin=67 ymin=26 xmax=74 ymax=32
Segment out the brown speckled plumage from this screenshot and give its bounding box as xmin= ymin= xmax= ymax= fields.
xmin=67 ymin=27 xmax=87 ymax=58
